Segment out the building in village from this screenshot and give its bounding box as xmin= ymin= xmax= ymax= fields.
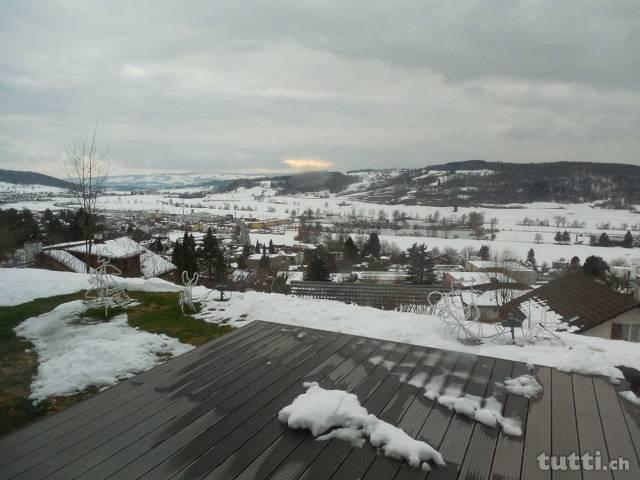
xmin=35 ymin=237 xmax=176 ymax=280
xmin=505 ymin=272 xmax=640 ymax=342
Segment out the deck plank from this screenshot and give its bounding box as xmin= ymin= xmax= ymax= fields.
xmin=593 ymin=378 xmax=640 ymax=480
xmin=572 ymin=374 xmax=612 ymax=480
xmin=457 ymin=358 xmax=514 ymax=480
xmin=490 ymin=362 xmax=531 ymax=480
xmin=550 ymin=370 xmax=581 ymax=480
xmin=521 ymin=366 xmax=552 ymax=480
xmin=426 ymin=354 xmax=496 ymax=480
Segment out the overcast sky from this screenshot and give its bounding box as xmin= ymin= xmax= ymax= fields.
xmin=1 ymin=1 xmax=639 ymax=176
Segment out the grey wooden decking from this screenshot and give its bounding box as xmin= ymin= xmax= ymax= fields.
xmin=1 ymin=321 xmax=639 ymax=480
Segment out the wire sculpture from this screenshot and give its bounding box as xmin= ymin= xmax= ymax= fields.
xmin=179 ymin=271 xmax=199 ymax=313
xmin=428 ymin=285 xmax=563 ymax=345
xmin=84 ymin=252 xmax=132 ymax=317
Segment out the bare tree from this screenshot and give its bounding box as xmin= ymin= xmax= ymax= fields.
xmin=65 ymin=127 xmax=110 ymax=272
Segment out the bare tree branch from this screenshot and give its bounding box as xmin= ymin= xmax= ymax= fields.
xmin=65 ymin=125 xmax=110 ymax=272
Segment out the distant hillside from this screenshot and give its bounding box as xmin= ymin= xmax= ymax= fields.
xmin=344 ymin=160 xmax=640 ymax=206
xmin=0 ymin=169 xmax=73 ymax=190
xmin=224 ymin=171 xmax=358 ymax=194
xmin=104 ymin=173 xmax=255 ymax=191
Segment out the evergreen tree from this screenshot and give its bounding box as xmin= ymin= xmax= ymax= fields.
xmin=362 ymin=232 xmax=381 ymax=258
xmin=268 ymin=239 xmax=275 ymax=254
xmin=599 ymin=232 xmax=611 ymax=246
xmin=343 ymin=236 xmax=359 ymax=269
xmin=554 ymin=232 xmax=562 ymax=244
xmin=527 ymin=248 xmax=536 ymax=266
xmin=569 ymin=256 xmax=581 ymax=271
xmin=623 ymin=230 xmax=634 ymax=248
xmin=171 ymin=240 xmax=184 ymax=273
xmin=215 ymin=251 xmax=227 ymax=281
xmin=407 ymin=243 xmax=435 ymax=285
xmin=258 ymin=253 xmax=270 ymax=272
xmin=255 ymin=240 xmax=261 ymax=253
xmin=478 ymin=245 xmax=490 ymax=261
xmin=180 ymin=232 xmax=198 ymax=275
xmin=201 ymin=227 xmax=220 ymax=277
xmin=583 ymin=255 xmax=609 ymax=279
xmin=304 ymin=249 xmax=330 ymax=281
xmin=561 ymin=231 xmax=571 ymax=245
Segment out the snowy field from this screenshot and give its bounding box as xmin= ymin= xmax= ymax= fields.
xmin=3 ymin=180 xmax=640 ymax=264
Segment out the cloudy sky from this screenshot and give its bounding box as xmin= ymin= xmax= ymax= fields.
xmin=1 ymin=1 xmax=639 ymax=176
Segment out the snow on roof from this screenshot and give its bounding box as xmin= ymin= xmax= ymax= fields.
xmin=140 ymin=250 xmax=176 ymax=279
xmin=517 ymin=298 xmax=565 ymax=329
xmin=466 ymin=260 xmax=533 ymax=272
xmin=460 ymin=289 xmax=529 ymax=307
xmin=67 ymin=237 xmax=145 ymax=259
xmin=43 ymin=249 xmax=90 ymax=274
xmin=444 ymin=271 xmax=513 ymax=287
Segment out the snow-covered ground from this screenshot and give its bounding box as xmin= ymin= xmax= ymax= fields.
xmin=194 ymin=288 xmax=640 ymax=381
xmin=0 ymin=268 xmax=180 ymax=306
xmin=15 ymin=300 xmax=192 ymax=401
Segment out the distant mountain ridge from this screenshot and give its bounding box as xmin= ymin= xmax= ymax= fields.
xmin=0 ymin=169 xmax=74 ymax=190
xmin=341 ymin=160 xmax=640 ymax=206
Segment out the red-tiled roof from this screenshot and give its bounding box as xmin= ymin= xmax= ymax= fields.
xmin=505 ymin=272 xmax=639 ymax=332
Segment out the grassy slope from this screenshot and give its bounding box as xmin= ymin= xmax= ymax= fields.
xmin=0 ymin=290 xmax=230 ymax=435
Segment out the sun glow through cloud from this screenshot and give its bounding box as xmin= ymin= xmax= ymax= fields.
xmin=282 ymin=158 xmax=335 ymax=171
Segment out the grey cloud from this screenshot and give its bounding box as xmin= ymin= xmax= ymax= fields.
xmin=0 ymin=0 xmax=639 ymax=175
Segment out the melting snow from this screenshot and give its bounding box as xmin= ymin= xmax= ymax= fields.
xmin=619 ymin=391 xmax=640 ymax=406
xmin=279 ymin=382 xmax=445 ymax=470
xmin=14 ymin=300 xmax=192 ymax=401
xmin=502 ymin=374 xmax=543 ymax=399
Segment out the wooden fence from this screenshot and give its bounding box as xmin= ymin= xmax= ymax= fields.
xmin=288 ymin=281 xmax=448 ymax=312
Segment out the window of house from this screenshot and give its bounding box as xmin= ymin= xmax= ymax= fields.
xmin=613 ymin=323 xmax=640 ymax=342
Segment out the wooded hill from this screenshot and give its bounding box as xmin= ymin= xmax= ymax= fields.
xmin=0 ymin=169 xmax=74 ymax=190
xmin=345 ymin=160 xmax=640 ymax=206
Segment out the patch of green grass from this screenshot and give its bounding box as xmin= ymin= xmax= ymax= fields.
xmin=126 ymin=292 xmax=232 ymax=346
xmin=0 ymin=291 xmax=83 ymax=435
xmin=0 ymin=289 xmax=231 ymax=435
xmin=80 ymin=305 xmax=126 ymax=321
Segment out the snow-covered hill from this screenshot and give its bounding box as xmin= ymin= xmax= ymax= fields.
xmin=104 ymin=172 xmax=262 ymax=191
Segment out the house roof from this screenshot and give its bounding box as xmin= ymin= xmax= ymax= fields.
xmin=505 ymin=272 xmax=639 ymax=332
xmin=1 ymin=321 xmax=638 ymax=479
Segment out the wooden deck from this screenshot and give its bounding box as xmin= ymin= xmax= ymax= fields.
xmin=1 ymin=321 xmax=639 ymax=480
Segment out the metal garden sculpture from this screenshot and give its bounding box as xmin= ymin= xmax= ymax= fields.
xmin=179 ymin=271 xmax=199 ymax=313
xmin=428 ymin=285 xmax=561 ymax=345
xmin=84 ymin=251 xmax=132 ymax=317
